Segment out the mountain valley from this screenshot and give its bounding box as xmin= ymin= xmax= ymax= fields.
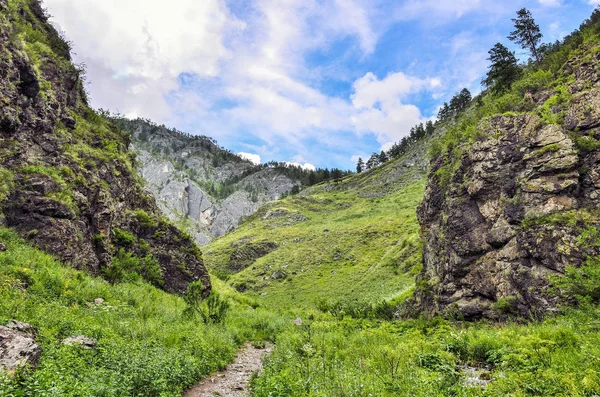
xmin=2 ymin=1 xmax=600 ymax=396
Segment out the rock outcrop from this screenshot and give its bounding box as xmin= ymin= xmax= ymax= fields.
xmin=0 ymin=322 xmax=41 ymax=373
xmin=416 ymin=46 xmax=600 ymax=319
xmin=0 ymin=1 xmax=210 ymax=295
xmin=116 ymin=118 xmax=300 ymax=246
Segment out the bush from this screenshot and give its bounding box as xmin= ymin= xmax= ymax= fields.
xmin=134 ymin=210 xmax=156 ymax=228
xmin=552 ymin=227 xmax=600 ymax=304
xmin=112 ymin=228 xmax=136 ymax=247
xmin=103 ymin=248 xmax=164 ymax=287
xmin=184 ymin=286 xmax=230 ymax=325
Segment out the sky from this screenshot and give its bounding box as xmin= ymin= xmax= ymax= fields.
xmin=44 ymin=0 xmax=598 ymax=170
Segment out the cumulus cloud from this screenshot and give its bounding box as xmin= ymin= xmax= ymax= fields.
xmin=349 ymin=72 xmax=439 ymax=145
xmin=238 ymin=152 xmax=262 ymax=165
xmin=285 ymin=162 xmax=317 ymax=171
xmin=45 ymin=0 xmax=243 ymax=118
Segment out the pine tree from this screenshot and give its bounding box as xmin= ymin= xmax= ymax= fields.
xmin=425 ymin=120 xmax=435 ymax=136
xmin=458 ymin=88 xmax=472 ymax=109
xmin=438 ymin=102 xmax=450 ymax=120
xmin=508 ymin=8 xmax=543 ymax=65
xmin=356 ymin=157 xmax=364 ymax=173
xmin=379 ymin=150 xmax=388 ymax=163
xmin=482 ymin=43 xmax=521 ymax=94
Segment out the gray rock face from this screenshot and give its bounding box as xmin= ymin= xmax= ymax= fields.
xmin=119 ymin=119 xmax=300 ymax=246
xmin=0 ymin=323 xmax=41 ymax=372
xmin=415 ymin=47 xmax=600 ymax=319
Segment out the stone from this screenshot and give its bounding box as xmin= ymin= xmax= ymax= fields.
xmin=0 ymin=243 xmax=6 ymax=252
xmin=94 ymin=298 xmax=104 ymax=305
xmin=62 ymin=336 xmax=97 ymax=349
xmin=270 ymin=270 xmax=287 ymax=280
xmin=293 ymin=317 xmax=303 ymax=326
xmin=0 ymin=324 xmax=41 ymax=372
xmin=565 ymin=90 xmax=600 ymax=131
xmin=6 ymin=321 xmax=37 ymax=336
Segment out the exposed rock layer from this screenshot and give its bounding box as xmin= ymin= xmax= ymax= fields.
xmin=416 ymin=47 xmax=600 ymax=319
xmin=0 ymin=322 xmax=41 ymax=372
xmin=117 ymin=118 xmax=299 ymax=246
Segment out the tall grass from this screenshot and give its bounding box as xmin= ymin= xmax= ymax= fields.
xmin=0 ymin=228 xmax=289 ymax=396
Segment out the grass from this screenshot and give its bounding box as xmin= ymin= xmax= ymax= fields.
xmin=203 ymin=159 xmax=426 ymax=311
xmin=0 ymin=228 xmax=289 ymax=397
xmin=251 ymin=307 xmax=600 ymax=396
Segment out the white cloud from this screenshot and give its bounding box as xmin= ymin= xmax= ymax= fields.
xmin=46 ymin=0 xmax=244 ymax=119
xmin=238 ymin=152 xmax=262 ymax=165
xmin=285 ymin=162 xmax=317 ymax=171
xmin=537 ymin=0 xmax=562 ymax=6
xmin=43 ymin=0 xmax=459 ymax=169
xmin=349 ymin=72 xmax=438 ymax=144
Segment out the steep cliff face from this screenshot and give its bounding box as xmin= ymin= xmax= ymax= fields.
xmin=416 ymin=45 xmax=600 ymax=319
xmin=117 ymin=118 xmax=299 ymax=245
xmin=0 ymin=0 xmax=210 ymax=295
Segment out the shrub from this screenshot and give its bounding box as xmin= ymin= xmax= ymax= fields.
xmin=184 ymin=285 xmax=230 ymax=324
xmin=103 ymin=248 xmax=164 ymax=287
xmin=134 ymin=210 xmax=156 ymax=228
xmin=112 ymin=228 xmax=136 ymax=247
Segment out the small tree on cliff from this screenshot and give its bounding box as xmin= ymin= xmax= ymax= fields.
xmin=509 ymin=8 xmax=543 ymax=65
xmin=482 ymin=43 xmax=521 ymax=94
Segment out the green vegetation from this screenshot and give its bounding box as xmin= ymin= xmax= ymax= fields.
xmin=204 ymin=168 xmax=425 ymax=310
xmin=252 ymin=308 xmax=600 ymax=396
xmin=0 ymin=228 xmax=287 ymax=396
xmin=4 ymin=2 xmax=600 ymax=396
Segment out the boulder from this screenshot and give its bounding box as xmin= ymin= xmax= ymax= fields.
xmin=0 ymin=323 xmax=41 ymax=372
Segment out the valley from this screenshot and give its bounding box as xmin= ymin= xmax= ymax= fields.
xmin=2 ymin=0 xmax=600 ymax=396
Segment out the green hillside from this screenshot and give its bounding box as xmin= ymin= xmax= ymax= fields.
xmin=203 ymin=145 xmax=429 ymax=311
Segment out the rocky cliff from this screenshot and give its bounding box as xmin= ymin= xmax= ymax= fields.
xmin=416 ymin=43 xmax=600 ymax=319
xmin=0 ymin=0 xmax=210 ymax=295
xmin=116 ymin=118 xmax=299 ymax=245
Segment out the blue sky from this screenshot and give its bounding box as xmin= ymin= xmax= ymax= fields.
xmin=45 ymin=0 xmax=598 ymax=170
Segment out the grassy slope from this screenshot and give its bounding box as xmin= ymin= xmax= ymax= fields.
xmin=204 ymin=150 xmax=429 ymax=311
xmin=0 ymin=228 xmax=288 ymax=396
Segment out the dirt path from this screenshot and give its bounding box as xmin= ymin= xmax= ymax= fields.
xmin=183 ymin=343 xmax=272 ymax=397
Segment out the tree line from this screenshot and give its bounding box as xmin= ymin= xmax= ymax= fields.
xmin=355 ymin=87 xmax=472 ymax=173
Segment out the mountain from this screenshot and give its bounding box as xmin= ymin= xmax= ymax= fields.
xmin=0 ymin=0 xmax=209 ymax=294
xmin=115 ymin=118 xmax=301 ymax=245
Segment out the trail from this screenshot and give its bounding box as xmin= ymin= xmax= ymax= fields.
xmin=183 ymin=343 xmax=272 ymax=397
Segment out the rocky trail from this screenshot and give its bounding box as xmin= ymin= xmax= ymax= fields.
xmin=183 ymin=343 xmax=272 ymax=397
